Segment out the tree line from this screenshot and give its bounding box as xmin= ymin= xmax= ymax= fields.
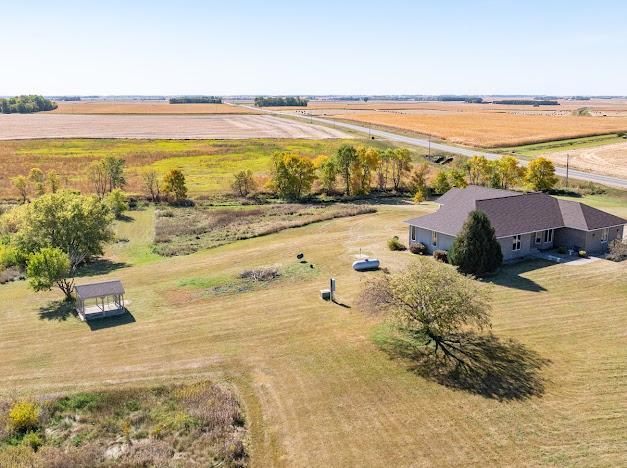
xmin=233 ymin=145 xmax=414 ymax=200
xmin=254 ymin=97 xmax=308 ymax=107
xmin=0 ymin=95 xmax=57 ymax=114
xmin=168 ymin=96 xmax=223 ymax=104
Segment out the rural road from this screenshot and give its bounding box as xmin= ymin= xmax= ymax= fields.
xmin=237 ymin=104 xmax=627 ymax=189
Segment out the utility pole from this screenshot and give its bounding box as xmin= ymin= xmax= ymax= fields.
xmin=566 ymin=154 xmax=570 ymax=188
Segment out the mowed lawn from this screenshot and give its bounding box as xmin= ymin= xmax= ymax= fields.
xmin=0 ymin=200 xmax=626 ymax=466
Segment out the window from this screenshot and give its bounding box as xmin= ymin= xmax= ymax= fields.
xmin=535 ymin=232 xmax=542 ymax=244
xmin=411 ymin=226 xmax=416 ymax=242
xmin=601 ymin=228 xmax=608 ymax=243
xmin=431 ymin=231 xmax=438 ymax=247
xmin=543 ymin=229 xmax=553 ymax=243
xmin=512 ymin=234 xmax=521 ymax=251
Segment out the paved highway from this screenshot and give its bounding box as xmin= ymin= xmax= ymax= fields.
xmin=240 ymin=104 xmax=627 ymax=189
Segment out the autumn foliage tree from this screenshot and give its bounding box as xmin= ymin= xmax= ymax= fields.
xmin=162 ymin=169 xmax=188 ymax=202
xmin=270 ymin=152 xmax=316 ymax=200
xmin=525 ymin=157 xmax=558 ymax=191
xmin=359 ymin=260 xmax=492 ymax=363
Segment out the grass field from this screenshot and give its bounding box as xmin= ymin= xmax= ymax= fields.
xmin=332 ymin=112 xmax=627 ymax=148
xmin=1 ymin=194 xmax=625 ymax=466
xmin=0 ymin=138 xmax=406 ymax=200
xmin=51 ymin=101 xmax=258 ymax=114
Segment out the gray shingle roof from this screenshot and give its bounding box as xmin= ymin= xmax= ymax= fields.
xmin=75 ymin=280 xmax=125 ymax=300
xmin=405 ymin=185 xmax=626 ymax=238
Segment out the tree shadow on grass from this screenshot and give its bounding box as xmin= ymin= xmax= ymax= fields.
xmin=378 ymin=331 xmax=550 ymax=401
xmin=75 ymin=259 xmax=128 ymax=278
xmin=38 ymin=300 xmax=77 ymax=321
xmin=483 ymin=259 xmax=550 ymax=292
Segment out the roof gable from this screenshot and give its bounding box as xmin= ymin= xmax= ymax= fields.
xmin=476 ymin=193 xmax=563 ymax=237
xmin=405 ymin=186 xmax=626 ymax=238
xmin=75 ymin=280 xmax=125 ymax=300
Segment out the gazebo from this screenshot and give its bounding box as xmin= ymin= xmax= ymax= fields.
xmin=74 ymin=279 xmax=126 ymax=321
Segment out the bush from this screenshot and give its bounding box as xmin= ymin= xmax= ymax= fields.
xmin=8 ymin=401 xmax=40 ymax=433
xmin=578 ymin=250 xmax=587 ymax=258
xmin=387 ymin=236 xmax=406 ymax=251
xmin=0 ymin=244 xmax=28 ymax=269
xmin=104 ymin=189 xmax=128 ymax=219
xmin=607 ymin=239 xmax=627 ymax=262
xmin=409 ymin=242 xmax=427 ymax=255
xmin=21 ymin=431 xmax=43 ymax=451
xmin=557 ymin=246 xmax=567 ymax=254
xmin=433 ymin=250 xmax=448 ymax=263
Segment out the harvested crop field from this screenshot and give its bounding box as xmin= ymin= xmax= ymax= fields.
xmin=0 ymin=114 xmax=350 ymax=140
xmin=333 ymin=112 xmax=627 ymax=147
xmin=543 ymin=140 xmax=627 ymax=179
xmin=51 ymin=101 xmax=257 ymax=114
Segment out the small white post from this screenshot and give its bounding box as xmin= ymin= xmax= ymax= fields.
xmin=330 ymin=278 xmax=336 ymax=302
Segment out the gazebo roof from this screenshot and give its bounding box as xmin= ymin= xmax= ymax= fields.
xmin=75 ymin=280 xmax=125 ymax=300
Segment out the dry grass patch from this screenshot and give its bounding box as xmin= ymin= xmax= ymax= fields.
xmin=154 ymin=203 xmax=376 ymax=256
xmin=0 ymin=381 xmax=247 ymax=467
xmin=335 ymin=112 xmax=627 ymax=147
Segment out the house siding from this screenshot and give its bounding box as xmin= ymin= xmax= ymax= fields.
xmin=498 ymin=233 xmax=536 ymax=261
xmin=408 ymin=227 xmax=455 ymax=254
xmin=554 ymin=227 xmax=587 ymax=251
xmin=554 ymin=225 xmax=624 ymax=253
xmin=585 ymin=225 xmax=624 ymax=253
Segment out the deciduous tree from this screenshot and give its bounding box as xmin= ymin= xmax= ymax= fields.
xmin=28 ymin=168 xmax=46 ymax=196
xmin=27 ymin=247 xmax=74 ymax=300
xmin=142 ymin=169 xmax=161 ymax=202
xmin=231 ymin=169 xmax=256 ymax=197
xmin=525 ymin=157 xmax=558 ymax=191
xmin=334 ymin=144 xmax=358 ymax=195
xmin=271 ymin=153 xmax=316 ymax=200
xmin=495 ymin=156 xmax=524 ymax=189
xmin=359 ymin=260 xmax=492 ymax=363
xmin=162 ymin=169 xmax=188 ymax=202
xmin=105 ymin=189 xmax=128 ymax=219
xmin=390 ymin=148 xmax=412 ymax=190
xmin=13 ymin=191 xmax=114 ymax=269
xmin=432 ymin=171 xmax=451 ymax=194
xmin=47 ymin=170 xmax=61 ymax=193
xmin=11 ymin=176 xmax=29 ymax=203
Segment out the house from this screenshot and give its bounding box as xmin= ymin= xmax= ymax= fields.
xmin=75 ymin=279 xmax=126 ymax=321
xmin=405 ymin=186 xmax=626 ymax=261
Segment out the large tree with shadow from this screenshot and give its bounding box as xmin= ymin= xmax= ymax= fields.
xmin=449 ymin=210 xmax=502 ymax=276
xmin=360 ymin=260 xmax=548 ymax=400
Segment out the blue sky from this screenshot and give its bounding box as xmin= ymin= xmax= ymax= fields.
xmin=1 ymin=0 xmax=626 ymax=95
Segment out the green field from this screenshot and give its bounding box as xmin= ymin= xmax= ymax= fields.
xmin=496 ymin=133 xmax=626 ymax=158
xmin=1 ymin=192 xmax=626 ymax=466
xmin=0 ymin=138 xmax=418 ymax=199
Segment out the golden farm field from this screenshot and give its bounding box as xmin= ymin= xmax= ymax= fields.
xmin=0 ymin=114 xmax=349 ymax=141
xmin=51 ymin=100 xmax=258 ymax=114
xmin=334 ymin=111 xmax=627 ymax=147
